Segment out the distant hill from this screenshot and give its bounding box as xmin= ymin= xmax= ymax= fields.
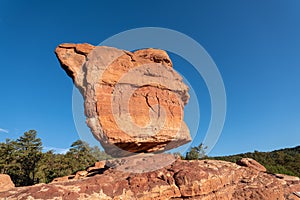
xmin=210 ymin=146 xmax=300 ymax=177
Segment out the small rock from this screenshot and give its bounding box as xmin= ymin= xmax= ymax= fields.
xmin=87 ymin=161 xmax=106 ymax=172
xmin=275 ymin=174 xmax=300 ymax=182
xmin=237 ymin=158 xmax=267 ymax=172
xmin=94 ymin=160 xmax=106 ymax=169
xmin=74 ymin=170 xmax=88 ymax=179
xmin=0 ymin=174 xmax=15 ymax=192
xmin=294 ymin=192 xmax=300 ymax=198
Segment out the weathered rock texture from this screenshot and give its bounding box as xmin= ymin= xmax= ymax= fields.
xmin=55 ymin=43 xmax=191 ymax=156
xmin=1 ymin=158 xmax=299 ymax=200
xmin=0 ymin=174 xmax=15 ymax=192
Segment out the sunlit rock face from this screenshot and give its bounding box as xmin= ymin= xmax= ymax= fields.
xmin=55 ymin=43 xmax=191 ymax=156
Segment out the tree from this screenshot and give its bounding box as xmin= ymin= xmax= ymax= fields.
xmin=0 ymin=139 xmax=17 ymax=174
xmin=65 ymin=140 xmax=97 ymax=173
xmin=210 ymin=146 xmax=300 ymax=177
xmin=185 ymin=143 xmax=207 ymax=160
xmin=36 ymin=150 xmax=74 ymax=183
xmin=173 ymin=152 xmax=185 ymax=160
xmin=90 ymin=146 xmax=111 ymax=161
xmin=35 ymin=141 xmax=111 ymax=183
xmin=15 ymin=130 xmax=42 ymax=186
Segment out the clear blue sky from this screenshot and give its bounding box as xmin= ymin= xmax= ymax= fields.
xmin=0 ymin=0 xmax=299 ymax=156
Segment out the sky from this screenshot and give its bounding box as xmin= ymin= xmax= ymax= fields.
xmin=0 ymin=0 xmax=299 ymax=156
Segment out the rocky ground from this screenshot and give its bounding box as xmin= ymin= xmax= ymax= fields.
xmin=0 ymin=155 xmax=299 ymax=200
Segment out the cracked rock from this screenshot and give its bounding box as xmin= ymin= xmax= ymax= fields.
xmin=55 ymin=43 xmax=191 ymax=156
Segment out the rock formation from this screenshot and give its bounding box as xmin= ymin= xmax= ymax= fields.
xmin=55 ymin=43 xmax=191 ymax=156
xmin=40 ymin=43 xmax=300 ymax=200
xmin=1 ymin=158 xmax=299 ymax=200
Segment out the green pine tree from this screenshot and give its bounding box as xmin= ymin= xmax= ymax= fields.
xmin=185 ymin=143 xmax=208 ymax=160
xmin=0 ymin=139 xmax=17 ymax=174
xmin=15 ymin=130 xmax=42 ymax=186
xmin=65 ymin=140 xmax=97 ymax=173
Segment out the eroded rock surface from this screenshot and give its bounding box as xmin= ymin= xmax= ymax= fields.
xmin=55 ymin=43 xmax=191 ymax=156
xmin=1 ymin=158 xmax=299 ymax=200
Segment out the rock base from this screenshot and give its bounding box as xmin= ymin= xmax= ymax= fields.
xmin=1 ymin=157 xmax=299 ymax=200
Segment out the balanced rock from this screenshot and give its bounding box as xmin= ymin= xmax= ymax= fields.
xmin=55 ymin=43 xmax=191 ymax=156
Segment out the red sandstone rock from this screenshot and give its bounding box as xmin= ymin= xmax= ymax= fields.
xmin=87 ymin=160 xmax=106 ymax=172
xmin=275 ymin=173 xmax=300 ymax=182
xmin=237 ymin=157 xmax=267 ymax=172
xmin=1 ymin=158 xmax=299 ymax=200
xmin=74 ymin=171 xmax=88 ymax=180
xmin=94 ymin=160 xmax=106 ymax=169
xmin=55 ymin=44 xmax=191 ymax=156
xmin=0 ymin=174 xmax=15 ymax=192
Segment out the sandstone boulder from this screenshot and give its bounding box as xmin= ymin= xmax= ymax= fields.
xmin=87 ymin=160 xmax=106 ymax=172
xmin=55 ymin=43 xmax=191 ymax=156
xmin=0 ymin=174 xmax=15 ymax=192
xmin=74 ymin=171 xmax=88 ymax=180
